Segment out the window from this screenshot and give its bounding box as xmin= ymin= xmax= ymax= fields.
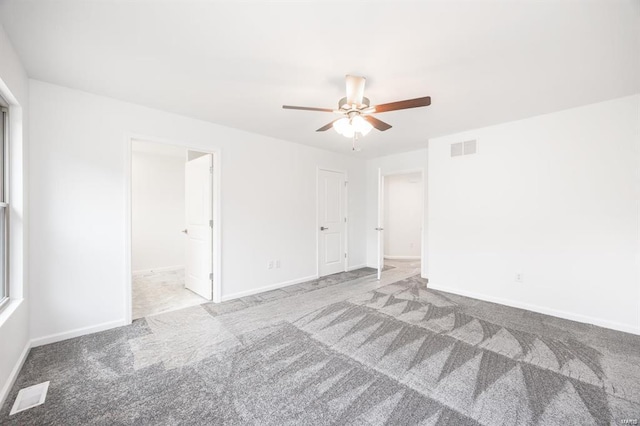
xmin=0 ymin=96 xmax=8 ymax=311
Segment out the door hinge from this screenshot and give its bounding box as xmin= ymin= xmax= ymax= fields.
xmin=209 ymin=166 xmax=213 ymax=174
xmin=209 ymin=272 xmax=213 ymax=280
xmin=344 ymin=217 xmax=347 ymax=223
xmin=209 ymin=219 xmax=213 ymax=227
xmin=344 ymin=253 xmax=347 ymax=258
xmin=344 ymin=181 xmax=348 ymax=187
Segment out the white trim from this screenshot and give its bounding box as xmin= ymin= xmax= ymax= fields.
xmin=0 ymin=297 xmax=21 ymax=327
xmin=0 ymin=340 xmax=30 ymax=409
xmin=212 ymin=150 xmax=222 ymax=303
xmin=124 ymin=135 xmax=133 ymax=324
xmin=30 ymin=319 xmax=127 ymax=348
xmin=428 ymin=283 xmax=640 ymax=336
xmin=124 ymin=133 xmax=222 ymax=323
xmin=344 ymin=171 xmax=349 ymax=272
xmin=221 ymin=274 xmax=319 ymax=301
xmin=377 ymin=167 xmax=382 ymax=279
xmin=132 ymin=265 xmax=184 ymax=276
xmin=384 ymin=255 xmax=421 ymax=260
xmin=379 ymin=168 xmax=426 ymax=279
xmin=422 ymin=148 xmax=428 ymax=279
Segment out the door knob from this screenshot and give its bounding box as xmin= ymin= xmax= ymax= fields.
xmin=320 ymin=226 xmax=328 ymax=231
xmin=375 ymin=228 xmax=384 ymax=231
xmin=181 ymin=229 xmax=188 ymax=234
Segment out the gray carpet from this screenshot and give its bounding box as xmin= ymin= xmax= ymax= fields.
xmin=202 ymin=266 xmax=393 ymax=317
xmin=1 ymin=270 xmax=639 ymax=425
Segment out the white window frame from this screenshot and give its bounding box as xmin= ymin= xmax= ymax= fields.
xmin=0 ymin=98 xmax=9 ymax=313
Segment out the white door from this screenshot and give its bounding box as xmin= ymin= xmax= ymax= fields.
xmin=318 ymin=169 xmax=346 ymax=276
xmin=185 ymin=154 xmax=213 ymax=300
xmin=377 ymin=168 xmax=384 ymax=280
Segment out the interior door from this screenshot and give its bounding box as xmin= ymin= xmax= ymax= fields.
xmin=377 ymin=168 xmax=384 ymax=280
xmin=318 ymin=169 xmax=346 ymax=276
xmin=185 ymin=154 xmax=213 ymax=300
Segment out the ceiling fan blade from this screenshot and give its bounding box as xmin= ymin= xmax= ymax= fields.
xmin=345 ymin=75 xmax=366 ymax=106
xmin=364 ymin=115 xmax=392 ymax=131
xmin=316 ymin=120 xmax=339 ymax=132
xmin=282 ymin=105 xmax=335 ymax=112
xmin=371 ymin=96 xmax=431 ymax=113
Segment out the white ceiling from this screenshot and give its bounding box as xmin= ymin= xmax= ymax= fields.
xmin=1 ymin=0 xmax=638 ymax=158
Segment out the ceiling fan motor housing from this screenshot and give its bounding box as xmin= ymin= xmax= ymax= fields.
xmin=339 ymin=96 xmax=370 ymax=110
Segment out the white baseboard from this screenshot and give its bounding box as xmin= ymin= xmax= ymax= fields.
xmin=221 ymin=274 xmax=319 ymax=302
xmin=0 ymin=340 xmax=31 ymax=409
xmin=384 ymin=255 xmax=421 ymax=260
xmin=30 ymin=319 xmax=128 ymax=348
xmin=221 ymin=264 xmax=381 ymax=302
xmin=132 ymin=265 xmax=184 ymax=276
xmin=428 ymin=283 xmax=640 ymax=336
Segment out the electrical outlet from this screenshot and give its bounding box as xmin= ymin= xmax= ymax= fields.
xmin=268 ymin=261 xmax=274 ymax=270
xmin=515 ymin=272 xmax=523 ymax=283
xmin=275 ymin=260 xmax=281 ymax=268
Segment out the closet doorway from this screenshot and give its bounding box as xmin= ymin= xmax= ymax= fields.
xmin=128 ymin=139 xmax=217 ymax=319
xmin=376 ymin=170 xmax=424 ymax=278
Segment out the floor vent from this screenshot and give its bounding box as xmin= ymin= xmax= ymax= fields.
xmin=10 ymin=381 xmax=50 ymax=415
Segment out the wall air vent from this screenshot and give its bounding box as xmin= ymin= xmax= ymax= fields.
xmin=451 ymin=140 xmax=477 ymax=157
xmin=463 ymin=140 xmax=477 ymax=155
xmin=450 ymin=142 xmax=463 ymax=157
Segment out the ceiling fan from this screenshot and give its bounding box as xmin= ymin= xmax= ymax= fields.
xmin=283 ymin=75 xmax=431 ymax=149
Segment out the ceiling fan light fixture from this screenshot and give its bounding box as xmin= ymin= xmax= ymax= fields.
xmin=333 ymin=115 xmax=373 ymax=138
xmin=333 ymin=117 xmax=350 ymax=136
xmin=351 ymin=115 xmax=373 ymax=136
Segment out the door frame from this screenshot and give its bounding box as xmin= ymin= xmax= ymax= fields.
xmin=124 ymin=133 xmax=222 ymax=325
xmin=378 ymin=168 xmax=426 ymax=277
xmin=316 ymin=167 xmax=348 ymax=277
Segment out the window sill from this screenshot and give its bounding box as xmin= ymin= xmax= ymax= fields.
xmin=0 ymin=298 xmax=24 ymax=328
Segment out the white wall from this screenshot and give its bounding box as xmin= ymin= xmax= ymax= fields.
xmin=428 ymin=94 xmax=640 ymax=334
xmin=366 ymin=149 xmax=428 ymax=276
xmin=132 ymin=149 xmax=185 ymax=272
xmin=0 ymin=25 xmax=29 ymax=405
xmin=28 ymin=80 xmax=367 ymax=342
xmin=384 ymin=173 xmax=422 ymax=259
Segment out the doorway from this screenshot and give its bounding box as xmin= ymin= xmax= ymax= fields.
xmin=376 ymin=170 xmax=424 ymax=278
xmin=128 ymin=139 xmax=217 ymax=319
xmin=317 ymin=168 xmax=348 ymax=277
